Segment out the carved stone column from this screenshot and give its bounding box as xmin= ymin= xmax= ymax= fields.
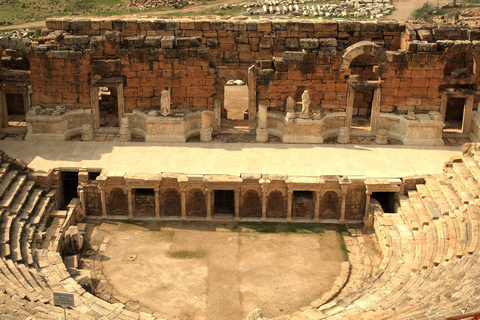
xmin=200 ymin=111 xmax=213 ymax=142
xmin=100 ymin=188 xmax=107 ymax=218
xmin=180 ymin=188 xmax=186 ymax=220
xmin=256 ymin=104 xmax=268 ymax=142
xmin=261 ymin=184 xmax=267 ymax=221
xmin=154 ymin=188 xmax=161 ymax=220
xmin=314 ymin=191 xmax=321 ymax=222
xmin=127 ymin=187 xmax=133 ymax=219
xmin=206 ymin=189 xmax=212 ymax=220
xmin=234 ymin=190 xmax=240 ymax=221
xmin=248 ymin=65 xmax=258 ymax=130
xmin=340 ymin=189 xmax=348 ymax=223
xmin=286 ymin=190 xmax=293 ymax=222
xmin=365 ymin=191 xmax=372 ymax=219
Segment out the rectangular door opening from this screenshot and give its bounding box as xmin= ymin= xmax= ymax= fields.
xmin=99 ymin=87 xmax=119 ymax=128
xmin=62 ymin=171 xmax=79 ymax=209
xmin=352 ymin=89 xmax=373 ymax=131
xmin=371 ymin=192 xmax=397 ymax=213
xmin=214 ymin=190 xmax=234 ymax=214
xmin=222 ymin=78 xmax=249 ymax=133
xmin=292 ymin=191 xmax=314 ymax=219
xmin=6 ymin=93 xmax=26 ymax=128
xmin=444 ymin=97 xmax=465 ymax=134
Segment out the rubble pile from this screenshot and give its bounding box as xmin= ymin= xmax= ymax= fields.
xmin=126 ymin=0 xmax=197 ymax=9
xmin=220 ymin=0 xmax=394 ymax=19
xmin=434 ymin=7 xmax=480 ymax=26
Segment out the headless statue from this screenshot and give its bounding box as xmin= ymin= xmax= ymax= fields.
xmin=299 ymin=90 xmax=310 ymax=119
xmin=161 ymin=89 xmax=171 ymax=116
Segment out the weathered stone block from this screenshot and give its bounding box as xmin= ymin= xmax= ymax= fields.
xmin=144 ymin=36 xmax=162 ymax=47
xmin=123 ymin=36 xmax=145 ymax=47
xmin=161 ymin=36 xmax=175 ymax=49
xmin=300 ymin=38 xmax=319 ymax=50
xmin=105 ymin=31 xmax=121 ymax=43
xmin=319 ymin=38 xmax=337 ymax=47
xmin=285 ymin=38 xmax=299 ymax=49
xmin=283 ymin=51 xmax=305 ymax=61
xmin=176 ymin=37 xmax=201 ymax=48
xmin=468 ymin=29 xmax=480 ymax=41
xmin=417 ymin=29 xmax=433 ymax=42
xmin=64 ymin=35 xmax=89 ymax=46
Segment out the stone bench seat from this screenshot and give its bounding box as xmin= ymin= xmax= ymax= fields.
xmin=398 ymin=196 xmax=420 ymax=230
xmin=466 ymin=205 xmax=480 ymax=254
xmin=445 ymin=170 xmax=475 ymax=204
xmin=462 ymin=156 xmax=480 ymax=184
xmin=18 ymin=188 xmax=43 ymax=222
xmin=0 ymin=258 xmax=33 ymax=300
xmin=452 ymin=162 xmax=480 ymax=199
xmin=9 ymin=180 xmax=35 ymax=216
xmin=416 ymin=184 xmax=442 ymax=220
xmin=21 ymin=224 xmax=35 ymax=265
xmin=435 ymin=175 xmax=463 ymax=210
xmin=10 ymin=222 xmax=24 ymax=262
xmin=0 ymin=163 xmax=10 ymax=182
xmin=0 ymin=170 xmax=18 ymax=199
xmin=432 ymin=219 xmax=447 ymax=265
xmin=28 ymin=196 xmax=51 ymax=226
xmin=425 ymin=177 xmax=454 ymax=215
xmin=407 ymin=191 xmax=431 ymax=226
xmin=0 ymin=175 xmax=26 ymax=209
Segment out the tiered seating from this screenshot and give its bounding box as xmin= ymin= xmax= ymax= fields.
xmin=283 ymin=144 xmax=480 ymax=320
xmin=0 ymin=152 xmax=156 ymax=320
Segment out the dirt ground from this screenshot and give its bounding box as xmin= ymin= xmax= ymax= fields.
xmin=88 ymin=221 xmax=347 ymax=320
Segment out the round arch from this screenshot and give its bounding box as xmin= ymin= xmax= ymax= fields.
xmin=340 ymin=41 xmax=388 ymax=77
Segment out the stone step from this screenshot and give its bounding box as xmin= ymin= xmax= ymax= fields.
xmin=18 ymin=188 xmax=43 ymax=221
xmin=452 ymin=162 xmax=480 ymax=199
xmin=21 ymin=224 xmax=35 ymax=265
xmin=0 ymin=170 xmax=18 ymax=199
xmin=434 ymin=175 xmax=463 ymax=211
xmin=0 ymin=163 xmax=10 ymax=183
xmin=443 ymin=218 xmax=457 ymax=262
xmin=407 ymin=191 xmax=430 ymax=226
xmin=398 ymin=195 xmax=420 ymax=231
xmin=0 ymin=264 xmax=26 ymax=299
xmin=424 ymin=177 xmax=453 ymax=215
xmin=432 ymin=220 xmax=447 ymax=265
xmin=9 ymin=221 xmax=25 ymax=262
xmin=416 ymin=184 xmax=441 ymax=220
xmin=9 ymin=180 xmax=35 ymax=215
xmin=0 ymin=175 xmax=27 ymax=209
xmin=28 ymin=196 xmax=51 ymax=226
xmin=462 ymin=156 xmax=480 ymax=185
xmin=445 ymin=170 xmax=475 ymax=205
xmin=0 ymin=258 xmax=35 ymax=300
xmin=466 ymin=205 xmax=480 ymax=254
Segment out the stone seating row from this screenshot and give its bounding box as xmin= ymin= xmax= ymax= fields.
xmin=0 ymin=154 xmax=156 ymax=319
xmin=284 ymin=145 xmax=480 ymax=319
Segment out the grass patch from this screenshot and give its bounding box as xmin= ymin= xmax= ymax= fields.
xmin=238 ymin=222 xmax=342 ymax=234
xmin=118 ymin=220 xmax=143 ymax=230
xmin=169 ymin=249 xmax=207 ymax=259
xmin=412 ymin=2 xmax=446 ymax=20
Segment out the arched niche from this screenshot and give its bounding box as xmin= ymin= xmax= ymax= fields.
xmin=187 ymin=188 xmax=206 ymax=217
xmin=267 ymin=190 xmax=285 ymax=218
xmin=107 ymin=187 xmax=128 ymax=215
xmin=241 ymin=189 xmax=262 ymax=218
xmin=320 ymin=191 xmax=340 ymax=219
xmin=163 ymin=188 xmax=181 ymax=216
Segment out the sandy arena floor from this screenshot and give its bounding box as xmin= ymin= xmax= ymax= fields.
xmin=89 ymin=221 xmax=348 ymax=320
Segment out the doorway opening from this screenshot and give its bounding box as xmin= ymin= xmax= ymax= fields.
xmin=352 ymin=89 xmax=374 ymax=130
xmin=444 ymin=97 xmax=465 ymax=133
xmin=134 ymin=188 xmax=155 ymax=217
xmin=98 ymin=87 xmax=119 ymax=127
xmin=371 ymin=192 xmax=397 ymax=213
xmin=292 ymin=191 xmax=314 ymax=219
xmin=5 ymin=93 xmax=26 ymax=129
xmin=214 ymin=190 xmax=234 ymax=215
xmin=62 ymin=171 xmax=79 ymax=209
xmin=222 ymin=81 xmax=249 ymax=133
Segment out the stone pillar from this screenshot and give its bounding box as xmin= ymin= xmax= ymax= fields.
xmin=345 ymin=84 xmax=355 ymax=129
xmin=200 ymin=111 xmax=213 ymax=142
xmin=340 ymin=189 xmax=348 ymax=223
xmin=314 ymin=191 xmax=321 ymax=222
xmin=234 ymin=190 xmax=240 ymax=221
xmin=81 ymin=124 xmax=94 ymax=141
xmin=261 ymin=185 xmax=267 ymax=221
xmin=154 ymin=188 xmax=161 ymax=220
xmin=248 ymin=65 xmax=258 ymax=130
xmin=127 ymin=188 xmax=133 ymax=219
xmin=370 ymin=86 xmax=382 ymax=132
xmin=365 ymin=191 xmax=372 ymax=219
xmin=337 ymin=127 xmax=350 ymax=144
xmin=180 ymin=188 xmax=186 ymax=220
xmin=100 ymin=189 xmax=107 ymax=218
xmin=213 ymin=100 xmax=221 ymax=132
xmin=256 ymin=104 xmax=268 ymax=142
xmin=206 ymin=189 xmax=212 ymax=221
xmin=286 ymin=190 xmax=293 ymax=222
xmin=375 ymin=129 xmax=389 ymax=145
xmin=119 ymin=116 xmax=132 ymax=142
xmin=464 ymin=95 xmax=474 ymax=134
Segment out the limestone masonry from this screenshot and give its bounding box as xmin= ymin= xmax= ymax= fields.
xmin=1 ymin=17 xmax=480 ymax=144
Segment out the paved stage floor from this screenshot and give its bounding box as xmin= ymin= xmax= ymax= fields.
xmin=0 ymin=141 xmax=463 ymax=178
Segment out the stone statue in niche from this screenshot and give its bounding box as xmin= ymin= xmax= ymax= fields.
xmin=161 ymin=89 xmax=171 ymax=116
xmin=299 ymin=90 xmax=310 ymax=119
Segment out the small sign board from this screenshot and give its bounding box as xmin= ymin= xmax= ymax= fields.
xmin=53 ymin=291 xmax=75 ymax=308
